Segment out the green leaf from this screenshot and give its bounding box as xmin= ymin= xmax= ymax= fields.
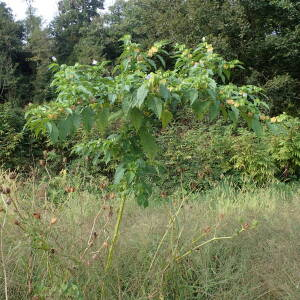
xmin=96 ymin=108 xmax=109 ymax=132
xmin=192 ymin=100 xmax=210 ymax=119
xmin=71 ymin=112 xmax=81 ymax=129
xmin=45 ymin=122 xmax=52 ymax=135
xmin=251 ymin=116 xmax=263 ymax=136
xmin=148 ymin=97 xmax=163 ymax=118
xmin=129 ymin=108 xmax=144 ymax=131
xmin=220 ymin=105 xmax=228 ymax=120
xmin=134 ymin=84 xmax=149 ymax=108
xmin=187 ymin=89 xmax=198 ymax=105
xmin=77 ymin=85 xmax=93 ymax=97
xmin=82 ymin=107 xmax=95 ymax=131
xmin=223 ymin=69 xmax=231 ymax=81
xmin=114 ymin=164 xmax=125 ymax=184
xmin=136 ymin=192 xmax=149 ymax=207
xmin=266 ymin=122 xmax=281 ymax=135
xmin=208 ymin=89 xmax=217 ymax=100
xmin=209 ymin=102 xmax=220 ymax=121
xmin=46 ymin=122 xmax=59 ymax=143
xmin=108 ymin=93 xmax=117 ymax=103
xmin=157 ymin=54 xmax=166 ymax=68
xmin=57 ymin=117 xmax=73 ymax=140
xmin=145 ymin=58 xmax=157 ymax=70
xmin=228 ymin=106 xmax=240 ymax=123
xmin=159 ymin=84 xmax=170 ymax=100
xmin=161 ymin=109 xmax=173 ymax=128
xmin=108 ymin=110 xmax=123 ymax=122
xmin=139 ymin=131 xmax=158 ymax=159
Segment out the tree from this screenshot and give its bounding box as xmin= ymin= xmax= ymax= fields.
xmin=0 ymin=1 xmax=28 ymax=104
xmin=26 ymin=36 xmax=275 ymax=271
xmin=105 ymin=0 xmax=300 ymax=116
xmin=24 ymin=3 xmax=54 ymax=102
xmin=50 ymin=0 xmax=105 ymax=64
xmin=26 ymin=36 xmax=271 ymax=205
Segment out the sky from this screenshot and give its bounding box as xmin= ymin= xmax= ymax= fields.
xmin=4 ymin=0 xmax=116 ymax=23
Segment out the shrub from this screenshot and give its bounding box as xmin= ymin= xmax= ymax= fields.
xmin=269 ymin=114 xmax=300 ymax=179
xmin=264 ymin=74 xmax=300 ymax=117
xmin=159 ymin=115 xmax=300 ymax=191
xmin=0 ymin=103 xmax=42 ymax=169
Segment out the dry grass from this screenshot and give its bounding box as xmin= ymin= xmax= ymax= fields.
xmin=0 ymin=170 xmax=300 ymax=299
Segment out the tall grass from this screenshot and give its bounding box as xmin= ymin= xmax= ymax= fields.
xmin=0 ymin=170 xmax=300 ymax=299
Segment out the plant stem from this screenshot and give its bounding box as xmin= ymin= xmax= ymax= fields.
xmin=147 ymin=193 xmax=187 ymax=273
xmin=105 ymin=194 xmax=126 ymax=272
xmin=0 ymin=195 xmax=8 ymax=300
xmin=176 ymin=236 xmax=234 ymax=262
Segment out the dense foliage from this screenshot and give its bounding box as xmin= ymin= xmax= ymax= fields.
xmin=0 ymin=0 xmax=300 ymax=193
xmin=25 ymin=36 xmax=277 ymax=205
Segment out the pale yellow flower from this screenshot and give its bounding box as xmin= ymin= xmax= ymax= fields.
xmin=147 ymin=46 xmax=158 ymax=57
xmin=226 ymin=99 xmax=235 ymax=105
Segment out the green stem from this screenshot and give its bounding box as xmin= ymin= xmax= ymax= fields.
xmin=105 ymin=194 xmax=126 ymax=272
xmin=176 ymin=236 xmax=234 ymax=262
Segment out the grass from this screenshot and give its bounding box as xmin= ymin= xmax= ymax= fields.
xmin=1 ymin=170 xmax=300 ymax=299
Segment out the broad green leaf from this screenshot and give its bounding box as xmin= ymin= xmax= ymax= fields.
xmin=134 ymin=84 xmax=149 ymax=108
xmin=77 ymin=85 xmax=93 ymax=97
xmin=82 ymin=107 xmax=95 ymax=131
xmin=192 ymin=100 xmax=210 ymax=119
xmin=125 ymin=171 xmax=135 ymax=184
xmin=139 ymin=131 xmax=158 ymax=159
xmin=46 ymin=122 xmax=52 ymax=135
xmin=220 ymin=105 xmax=228 ymax=120
xmin=129 ymin=108 xmax=144 ymax=131
xmin=187 ymin=89 xmax=198 ymax=105
xmin=208 ymin=89 xmax=217 ymax=100
xmin=136 ymin=192 xmax=149 ymax=207
xmin=161 ymin=109 xmax=173 ymax=128
xmin=209 ymin=102 xmax=220 ymax=121
xmin=114 ymin=164 xmax=125 ymax=184
xmin=228 ymin=106 xmax=240 ymax=123
xmin=223 ymin=69 xmax=231 ymax=81
xmin=159 ymin=84 xmax=171 ymax=100
xmin=46 ymin=122 xmax=59 ymax=143
xmin=57 ymin=117 xmax=73 ymax=140
xmin=251 ymin=116 xmax=263 ymax=136
xmin=148 ymin=97 xmax=163 ymax=118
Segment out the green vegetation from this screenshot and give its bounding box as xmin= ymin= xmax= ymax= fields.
xmin=1 ymin=170 xmax=300 ymax=299
xmin=1 ymin=0 xmax=300 ymax=298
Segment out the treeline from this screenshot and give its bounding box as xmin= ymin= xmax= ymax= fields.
xmin=1 ymin=0 xmax=299 ymax=113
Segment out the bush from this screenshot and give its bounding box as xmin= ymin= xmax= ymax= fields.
xmin=269 ymin=114 xmax=300 ymax=179
xmin=264 ymin=74 xmax=300 ymax=117
xmin=158 ymin=115 xmax=300 ymax=191
xmin=0 ymin=103 xmax=42 ymax=169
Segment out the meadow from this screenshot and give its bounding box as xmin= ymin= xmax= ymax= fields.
xmin=1 ymin=170 xmax=300 ymax=299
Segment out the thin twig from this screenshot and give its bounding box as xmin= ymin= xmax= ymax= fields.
xmin=80 ymin=207 xmax=103 ymax=260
